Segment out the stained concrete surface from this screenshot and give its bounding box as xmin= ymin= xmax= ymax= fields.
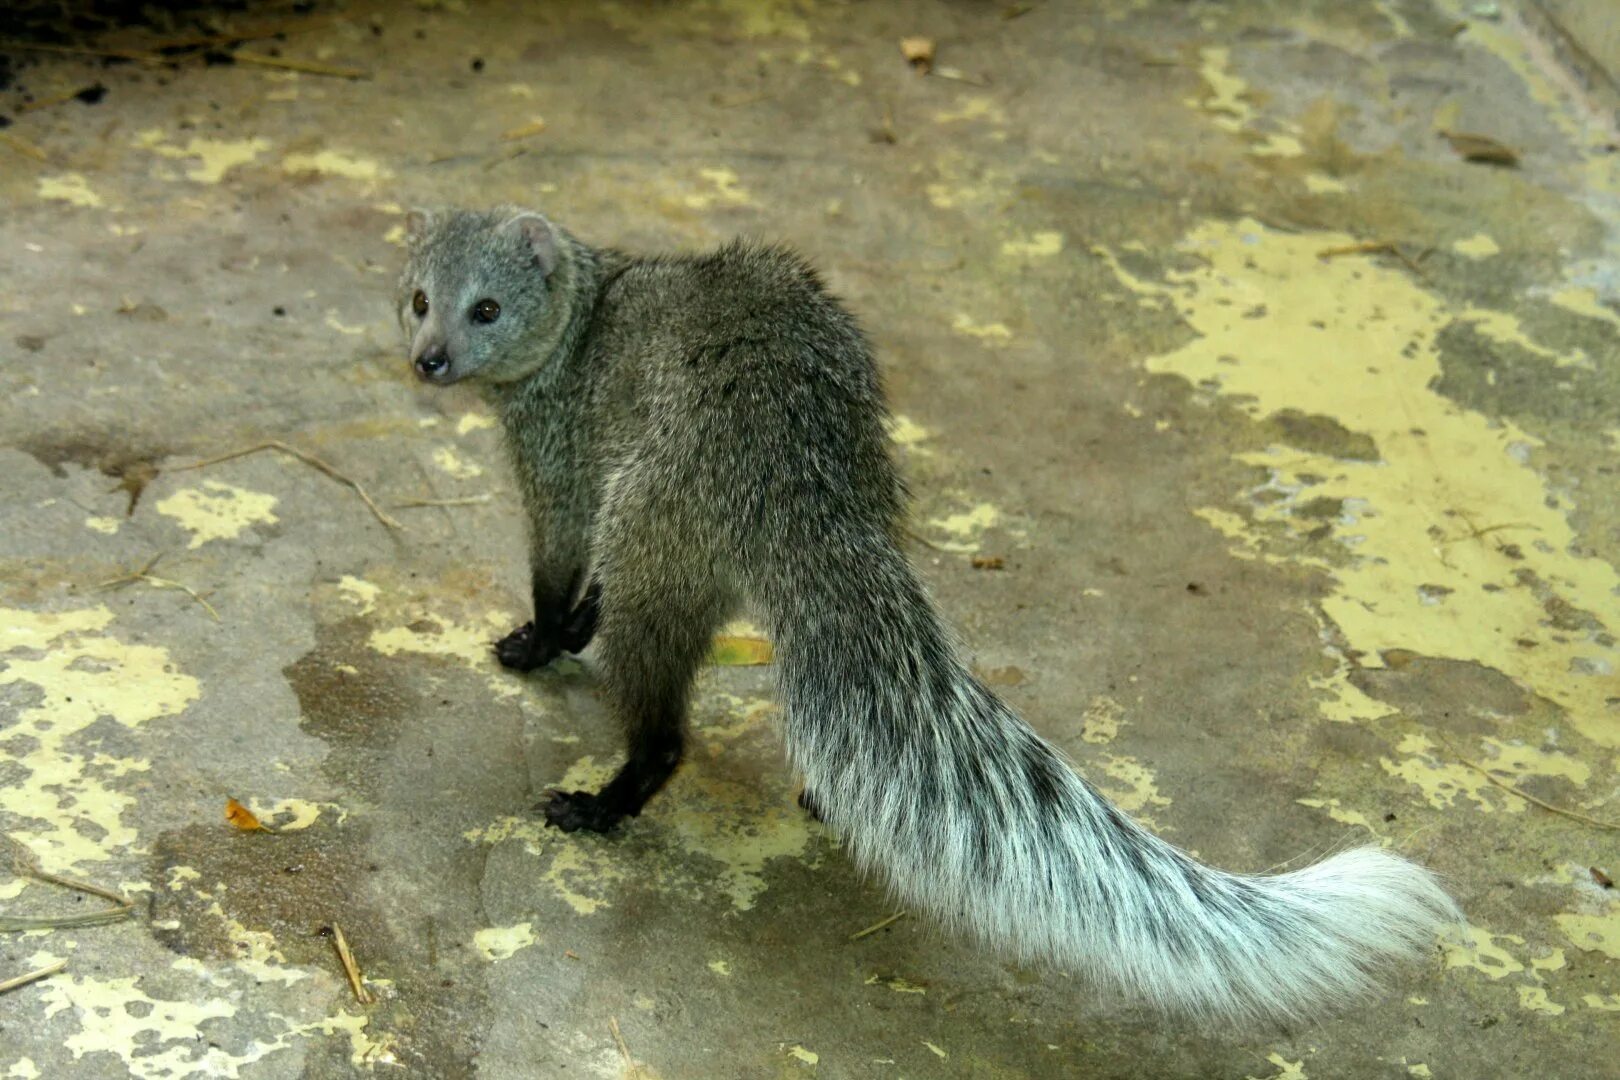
xmin=2 ymin=1 xmax=1619 ymax=1077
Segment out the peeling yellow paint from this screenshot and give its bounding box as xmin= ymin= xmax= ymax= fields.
xmin=84 ymin=515 xmax=120 ymax=535
xmin=1000 ymin=230 xmax=1065 ymax=259
xmin=1458 ymin=307 xmax=1585 ymax=368
xmin=950 ymin=312 xmax=1013 ymax=344
xmin=1295 ymin=797 xmax=1377 ymax=835
xmin=37 ymin=173 xmax=103 ymax=208
xmin=886 ymin=414 xmax=933 ymax=453
xmin=922 ymin=1041 xmax=949 ymax=1060
xmin=865 ymin=973 xmax=926 ymax=994
xmin=1186 ymin=47 xmax=1302 ymax=158
xmin=1381 ymin=734 xmax=1589 ymax=813
xmin=1452 ymin=232 xmax=1501 ymax=259
xmin=337 ymin=575 xmax=380 ymax=616
xmin=1 ymin=608 xmax=199 ymax=875
xmin=5 ymin=1060 xmax=41 ymax=1079
xmin=1098 ymin=754 xmax=1171 ymax=826
xmin=474 ymin=922 xmax=538 ymax=961
xmin=431 ymin=445 xmax=483 ymax=479
xmin=456 ymin=412 xmax=497 ymax=434
xmin=1407 ymin=1066 xmax=1432 ymax=1079
xmin=369 ymin=609 xmax=521 ymax=699
xmin=156 ymin=480 xmax=279 ymax=549
xmin=1584 ymin=993 xmax=1620 ymax=1010
xmin=1245 ymin=1054 xmax=1306 ymax=1080
xmin=1517 ymin=985 xmax=1565 ymax=1015
xmin=136 ymin=132 xmax=271 ymax=184
xmin=707 ymin=959 xmax=730 ymax=976
xmin=282 ymin=149 xmax=390 ymax=181
xmin=1548 ymin=285 xmax=1620 ymax=330
xmin=1098 ymin=218 xmax=1620 ymax=748
xmin=925 ymin=501 xmax=1003 ymax=553
xmin=1555 ymin=903 xmax=1620 ymax=961
xmin=1444 ymin=925 xmax=1526 ymax=979
xmin=1081 ymin=695 xmax=1124 ymax=744
xmin=1303 ymin=173 xmax=1349 ymax=195
xmin=787 ymin=1045 xmax=819 ymax=1065
xmin=683 ymin=167 xmax=753 ymax=209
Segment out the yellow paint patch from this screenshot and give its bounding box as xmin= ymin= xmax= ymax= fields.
xmin=865 ymin=973 xmax=927 ymax=994
xmin=1000 ymin=230 xmax=1065 ymax=259
xmin=1 ymin=608 xmax=199 ymax=875
xmin=707 ymin=959 xmax=730 ymax=976
xmin=950 ymin=313 xmax=1013 ymax=344
xmin=1097 ymin=754 xmax=1172 ymax=826
xmin=156 ymin=480 xmax=279 ymax=549
xmin=37 ymin=173 xmax=102 ymax=208
xmin=1098 ymin=218 xmax=1620 ymax=748
xmin=683 ymin=167 xmax=753 ymax=209
xmin=1517 ymin=985 xmax=1565 ymax=1015
xmin=247 ymin=798 xmax=336 ymax=832
xmin=925 ymin=501 xmax=1003 ymax=553
xmin=1246 ymin=1054 xmax=1307 ymax=1080
xmin=281 ymin=150 xmax=390 ymax=181
xmin=787 ymin=1045 xmax=819 ymax=1066
xmin=337 ymin=575 xmax=380 ymax=616
xmin=432 ymin=445 xmax=484 ymax=479
xmin=1453 ymin=233 xmax=1501 ymax=259
xmin=1295 ymin=797 xmax=1377 ymax=835
xmin=1186 ymin=47 xmax=1303 ymax=158
xmin=1548 ymin=286 xmax=1620 ymax=330
xmin=922 ymin=1041 xmax=948 ymax=1060
xmin=137 ymin=132 xmax=271 ymax=183
xmin=369 ymin=609 xmax=521 ymax=699
xmin=886 ymin=414 xmax=933 ymax=453
xmin=1458 ymin=307 xmax=1585 ymax=368
xmin=1303 ymin=173 xmax=1349 ymax=195
xmin=666 ymin=773 xmax=815 ymax=911
xmin=6 ymin=1059 xmax=41 ymax=1079
xmin=1444 ymin=925 xmax=1526 ymax=979
xmin=1408 ymin=1067 xmax=1432 ymax=1079
xmin=456 ymin=412 xmax=497 ymax=434
xmin=1555 ymin=904 xmax=1620 ymax=961
xmin=1081 ymin=695 xmax=1124 ymax=744
xmin=84 ymin=515 xmax=120 ymax=535
xmin=1381 ymin=734 xmax=1589 ymax=813
xmin=474 ymin=922 xmax=538 ymax=961
xmin=1584 ymin=993 xmax=1620 ymax=1010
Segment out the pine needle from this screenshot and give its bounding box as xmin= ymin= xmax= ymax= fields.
xmin=231 ymin=51 xmax=368 ymax=79
xmin=98 ymin=553 xmax=219 ymax=621
xmin=850 ymin=910 xmax=908 ymax=941
xmin=392 ymin=494 xmax=492 ymax=508
xmin=174 ymin=440 xmax=404 ymax=531
xmin=1455 ymin=757 xmax=1619 ymax=830
xmin=2 ymin=834 xmax=134 ymax=931
xmin=330 ymin=924 xmax=374 ymax=1004
xmin=0 ymin=959 xmax=67 ymax=995
xmin=0 ymin=131 xmax=49 ymax=162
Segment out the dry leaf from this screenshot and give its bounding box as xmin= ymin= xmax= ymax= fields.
xmin=225 ymin=798 xmax=271 ymax=832
xmin=708 ymin=636 xmax=774 ymax=666
xmin=1593 ymin=866 xmax=1614 ymax=889
xmin=1440 ymin=130 xmax=1519 ymax=166
xmin=970 ymin=555 xmax=1005 ymax=570
xmin=899 ymin=36 xmax=935 ymax=73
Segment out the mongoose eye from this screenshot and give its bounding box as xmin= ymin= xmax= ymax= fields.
xmin=411 ymin=290 xmax=428 ymax=317
xmin=472 ymin=298 xmax=501 ymax=324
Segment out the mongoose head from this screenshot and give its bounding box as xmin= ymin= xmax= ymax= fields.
xmin=397 ymin=206 xmax=568 ymax=385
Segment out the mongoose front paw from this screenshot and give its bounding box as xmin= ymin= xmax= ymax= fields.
xmin=493 ymin=621 xmax=560 ymax=671
xmin=796 ymin=786 xmax=826 ymax=822
xmin=539 ymin=789 xmax=626 ymax=834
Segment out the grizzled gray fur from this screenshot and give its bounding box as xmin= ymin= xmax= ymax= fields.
xmin=396 ymin=206 xmax=1459 ymax=1023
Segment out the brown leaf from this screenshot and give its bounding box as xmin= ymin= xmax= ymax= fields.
xmin=970 ymin=555 xmax=1005 ymax=570
xmin=1593 ymin=866 xmax=1614 ymax=889
xmin=899 ymin=36 xmax=935 ymax=73
xmin=1440 ymin=130 xmax=1519 ymax=166
xmin=225 ymin=798 xmax=271 ymax=832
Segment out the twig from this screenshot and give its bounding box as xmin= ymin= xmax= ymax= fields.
xmin=610 ymin=1017 xmax=633 ymax=1066
xmin=230 ymin=51 xmax=368 ymax=79
xmin=331 ymin=924 xmax=374 ymax=1004
xmin=1316 ymin=241 xmax=1426 ymax=277
xmin=0 ymin=959 xmax=66 ymax=995
xmin=5 ymin=835 xmax=129 ymax=907
xmin=173 ymin=440 xmax=404 ymax=531
xmin=393 ymin=494 xmax=492 ymax=508
xmin=16 ymin=88 xmax=94 ymax=114
xmin=850 ymin=910 xmax=908 ymax=941
xmin=98 ymin=553 xmax=219 ymax=620
xmin=0 ymin=39 xmax=171 ymax=64
xmin=902 ymin=526 xmax=949 ymax=553
xmin=0 ymin=132 xmax=49 ymax=162
xmin=1455 ymin=757 xmax=1618 ymax=830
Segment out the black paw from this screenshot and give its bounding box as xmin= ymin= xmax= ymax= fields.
xmin=540 ymin=789 xmax=626 ymax=834
xmin=494 ymin=621 xmax=559 ymax=672
xmin=558 ymin=583 xmax=601 ymax=653
xmin=797 ymin=786 xmax=825 ymax=822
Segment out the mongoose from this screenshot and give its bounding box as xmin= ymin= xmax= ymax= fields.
xmin=396 ymin=206 xmax=1458 ymax=1022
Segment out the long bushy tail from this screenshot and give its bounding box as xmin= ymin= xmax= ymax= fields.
xmin=760 ymin=541 xmax=1459 ymax=1022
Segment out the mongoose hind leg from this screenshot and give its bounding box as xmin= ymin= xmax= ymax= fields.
xmin=538 ymin=572 xmax=726 ymax=834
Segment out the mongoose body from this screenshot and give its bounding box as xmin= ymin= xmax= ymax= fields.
xmin=397 ymin=206 xmax=1458 ymax=1022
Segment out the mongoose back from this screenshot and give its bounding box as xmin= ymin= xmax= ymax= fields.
xmin=396 ymin=206 xmax=1459 ymax=1023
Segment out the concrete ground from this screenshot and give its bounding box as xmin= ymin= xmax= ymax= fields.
xmin=2 ymin=1 xmax=1618 ymax=1076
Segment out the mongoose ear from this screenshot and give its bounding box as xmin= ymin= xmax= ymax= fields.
xmin=507 ymin=212 xmax=559 ymax=280
xmin=405 ymin=208 xmax=435 ymax=245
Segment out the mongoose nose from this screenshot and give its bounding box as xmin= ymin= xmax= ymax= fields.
xmin=414 ymin=348 xmax=450 ymax=381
